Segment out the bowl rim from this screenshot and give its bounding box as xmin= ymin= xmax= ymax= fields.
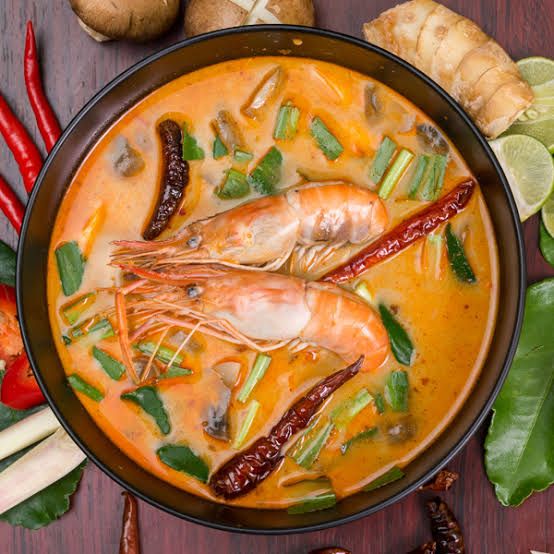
xmin=17 ymin=24 xmax=526 ymax=535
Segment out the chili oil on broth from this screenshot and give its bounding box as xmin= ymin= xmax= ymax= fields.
xmin=47 ymin=56 xmax=498 ymax=509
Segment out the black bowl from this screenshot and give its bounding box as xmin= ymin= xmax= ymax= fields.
xmin=17 ymin=26 xmax=525 ymax=534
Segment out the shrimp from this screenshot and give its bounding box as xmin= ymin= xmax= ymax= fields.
xmin=112 ymin=182 xmax=388 ymax=273
xmin=116 ymin=265 xmax=390 ymax=374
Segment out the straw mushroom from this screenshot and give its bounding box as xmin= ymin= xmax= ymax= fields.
xmin=185 ymin=0 xmax=315 ymax=37
xmin=69 ymin=0 xmax=180 ymax=42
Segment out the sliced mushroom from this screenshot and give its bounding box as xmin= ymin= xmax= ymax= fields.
xmin=108 ymin=136 xmax=145 ymax=178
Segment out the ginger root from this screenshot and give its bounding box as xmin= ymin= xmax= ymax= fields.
xmin=363 ymin=0 xmax=533 ymax=138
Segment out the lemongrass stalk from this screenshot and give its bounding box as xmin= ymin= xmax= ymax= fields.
xmin=0 ymin=407 xmax=60 ymax=461
xmin=0 ymin=428 xmax=86 ymax=515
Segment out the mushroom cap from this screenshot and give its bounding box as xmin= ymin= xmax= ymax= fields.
xmin=70 ymin=0 xmax=180 ymax=42
xmin=185 ymin=0 xmax=315 ymax=37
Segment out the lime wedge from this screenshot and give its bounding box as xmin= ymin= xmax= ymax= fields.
xmin=542 ymin=193 xmax=554 ymax=237
xmin=489 ymin=135 xmax=554 ymax=221
xmin=502 ymin=57 xmax=554 ymax=153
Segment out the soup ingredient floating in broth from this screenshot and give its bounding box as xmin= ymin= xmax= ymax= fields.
xmin=242 ymin=66 xmax=283 ymax=119
xmin=119 ymin=492 xmax=140 ymax=554
xmin=363 ymin=0 xmax=533 ymax=138
xmin=113 ymin=182 xmax=387 ymax=273
xmin=143 ymin=119 xmax=189 ymax=240
xmin=209 ymin=357 xmax=362 ymax=499
xmin=185 ymin=0 xmax=315 ymax=37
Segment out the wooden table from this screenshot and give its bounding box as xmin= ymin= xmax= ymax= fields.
xmin=1 ymin=1 xmax=553 ymax=552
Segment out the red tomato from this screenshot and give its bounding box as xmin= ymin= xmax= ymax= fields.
xmin=1 ymin=351 xmax=45 ymax=409
xmin=0 ymin=284 xmax=23 ymax=363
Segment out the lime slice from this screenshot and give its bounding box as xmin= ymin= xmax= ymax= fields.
xmin=503 ymin=57 xmax=554 ymax=153
xmin=489 ymin=134 xmax=554 ymax=221
xmin=542 ymin=193 xmax=554 ymax=236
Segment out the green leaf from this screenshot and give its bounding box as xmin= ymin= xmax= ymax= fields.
xmin=67 ymin=374 xmax=104 ymax=402
xmin=182 ymin=125 xmax=205 ymax=161
xmin=216 ymin=168 xmax=250 ymax=199
xmin=485 ymin=278 xmax=554 ymax=506
xmin=379 ymin=304 xmax=414 ymax=366
xmin=212 ymin=135 xmax=229 ymax=159
xmin=55 ymin=241 xmax=85 ymax=296
xmin=310 ymin=117 xmax=343 ymax=161
xmin=248 ymin=147 xmax=283 ymax=195
xmin=121 ymin=386 xmax=170 ymax=435
xmin=384 ymin=370 xmax=409 ymax=412
xmin=364 ymin=466 xmax=405 ymax=492
xmin=0 ymin=241 xmax=16 ymax=287
xmin=157 ymin=444 xmax=209 ymax=483
xmin=539 ymin=221 xmax=554 ymax=267
xmin=445 ymin=224 xmax=477 ymax=283
xmin=374 ymin=392 xmax=385 ymax=414
xmin=287 ymin=492 xmax=336 ymax=514
xmin=92 ymin=346 xmax=125 ymax=380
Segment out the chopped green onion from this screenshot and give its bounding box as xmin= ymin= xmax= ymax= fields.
xmin=331 ymin=389 xmax=372 ymax=430
xmin=237 ymin=354 xmax=272 ymax=403
xmin=67 ymin=374 xmax=103 ymax=402
xmin=445 ymin=224 xmax=476 ymax=283
xmin=293 ymin=421 xmax=334 ymax=469
xmin=92 ymin=346 xmax=125 ymax=380
xmin=427 ymin=232 xmax=444 ymax=278
xmin=158 ymin=366 xmax=192 ymax=379
xmin=182 ymin=125 xmax=205 ymax=161
xmin=378 ymin=149 xmax=414 ymax=199
xmin=354 ymin=281 xmax=373 ymax=304
xmin=310 ymin=117 xmax=344 ymax=160
xmin=60 ymin=292 xmax=96 ymax=325
xmin=274 ymin=102 xmax=300 ymax=140
xmin=341 ymin=427 xmax=378 ymax=454
xmin=248 ymin=147 xmax=283 ymax=195
xmin=364 ymin=466 xmax=405 ymax=492
xmin=212 ymin=135 xmax=229 ymax=159
xmin=134 ymin=341 xmax=184 ymax=367
xmin=378 ymin=304 xmax=414 ymax=366
xmin=384 ymin=370 xmax=409 ymax=412
xmin=374 ymin=392 xmax=385 ymax=414
xmin=68 ymin=316 xmax=114 ymax=341
xmin=287 ymin=492 xmax=337 ymax=514
xmin=408 ymin=155 xmax=430 ymax=199
xmin=157 ymin=444 xmax=209 ymax=483
xmin=121 ymin=386 xmax=171 ymax=435
xmin=233 ymin=149 xmax=254 ymax=163
xmin=216 ymin=168 xmax=250 ymax=199
xmin=233 ymin=400 xmax=260 ymax=449
xmin=421 ymin=154 xmax=448 ymax=201
xmin=370 ymin=137 xmax=397 ymax=183
xmin=55 ymin=241 xmax=85 ymax=296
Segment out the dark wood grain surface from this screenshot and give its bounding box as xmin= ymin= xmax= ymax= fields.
xmin=1 ymin=1 xmax=553 ymax=552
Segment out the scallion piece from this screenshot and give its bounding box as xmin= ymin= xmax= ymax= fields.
xmin=134 ymin=341 xmax=184 ymax=367
xmin=121 ymin=386 xmax=171 ymax=435
xmin=234 ymin=149 xmax=254 ymax=163
xmin=216 ymin=168 xmax=250 ymax=199
xmin=370 ymin=137 xmax=397 ymax=184
xmin=92 ymin=346 xmax=125 ymax=380
xmin=378 ymin=304 xmax=414 ymax=366
xmin=67 ymin=374 xmax=103 ymax=402
xmin=341 ymin=427 xmax=378 ymax=454
xmin=182 ymin=125 xmax=205 ymax=161
xmin=248 ymin=147 xmax=283 ymax=195
xmin=237 ymin=353 xmax=271 ymax=403
xmin=421 ymin=154 xmax=448 ymax=201
xmin=445 ymin=224 xmax=476 ymax=283
xmin=364 ymin=466 xmax=405 ymax=492
xmin=408 ymin=155 xmax=431 ymax=199
xmin=384 ymin=370 xmax=409 ymax=412
xmin=233 ymin=400 xmax=260 ymax=449
xmin=293 ymin=421 xmax=334 ymax=469
xmin=213 ymin=135 xmax=229 ymax=159
xmin=354 ymin=282 xmax=373 ymax=304
xmin=287 ymin=492 xmax=337 ymax=514
xmin=157 ymin=444 xmax=209 ymax=483
xmin=331 ymin=389 xmax=372 ymax=430
xmin=310 ymin=117 xmax=343 ymax=160
xmin=60 ymin=291 xmax=97 ymax=325
xmin=158 ymin=366 xmax=192 ymax=379
xmin=55 ymin=241 xmax=85 ymax=297
xmin=68 ymin=316 xmax=114 ymax=341
xmin=378 ymin=149 xmax=414 ymax=199
xmin=374 ymin=392 xmax=385 ymax=414
xmin=274 ymin=102 xmax=300 ymax=140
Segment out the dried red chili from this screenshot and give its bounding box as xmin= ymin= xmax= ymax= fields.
xmin=119 ymin=492 xmax=140 ymax=554
xmin=427 ymin=497 xmax=465 ymax=554
xmin=322 ymin=179 xmax=476 ymax=283
xmin=310 ymin=548 xmax=352 ymax=554
xmin=0 ymin=93 xmax=43 ymax=193
xmin=0 ymin=174 xmax=24 ymax=233
xmin=143 ymin=119 xmax=189 ymax=240
xmin=419 ymin=469 xmax=459 ymax=492
xmin=24 ymin=21 xmax=62 ymax=153
xmin=408 ymin=542 xmax=437 ymax=554
xmin=209 ymin=357 xmax=363 ymax=499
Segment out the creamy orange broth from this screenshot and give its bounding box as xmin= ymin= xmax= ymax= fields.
xmin=47 ymin=57 xmax=498 ymax=509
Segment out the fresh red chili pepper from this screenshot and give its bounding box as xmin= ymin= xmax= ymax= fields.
xmin=119 ymin=492 xmax=140 ymax=554
xmin=0 ymin=93 xmax=42 ymax=193
xmin=1 ymin=351 xmax=45 ymax=409
xmin=0 ymin=174 xmax=24 ymax=233
xmin=322 ymin=179 xmax=476 ymax=283
xmin=0 ymin=284 xmax=23 ymax=363
xmin=24 ymin=22 xmax=61 ymax=153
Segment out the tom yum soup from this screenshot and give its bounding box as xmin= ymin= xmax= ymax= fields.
xmin=48 ymin=57 xmax=498 ymax=511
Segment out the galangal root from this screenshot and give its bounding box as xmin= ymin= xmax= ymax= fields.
xmin=363 ymin=0 xmax=533 ymax=138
